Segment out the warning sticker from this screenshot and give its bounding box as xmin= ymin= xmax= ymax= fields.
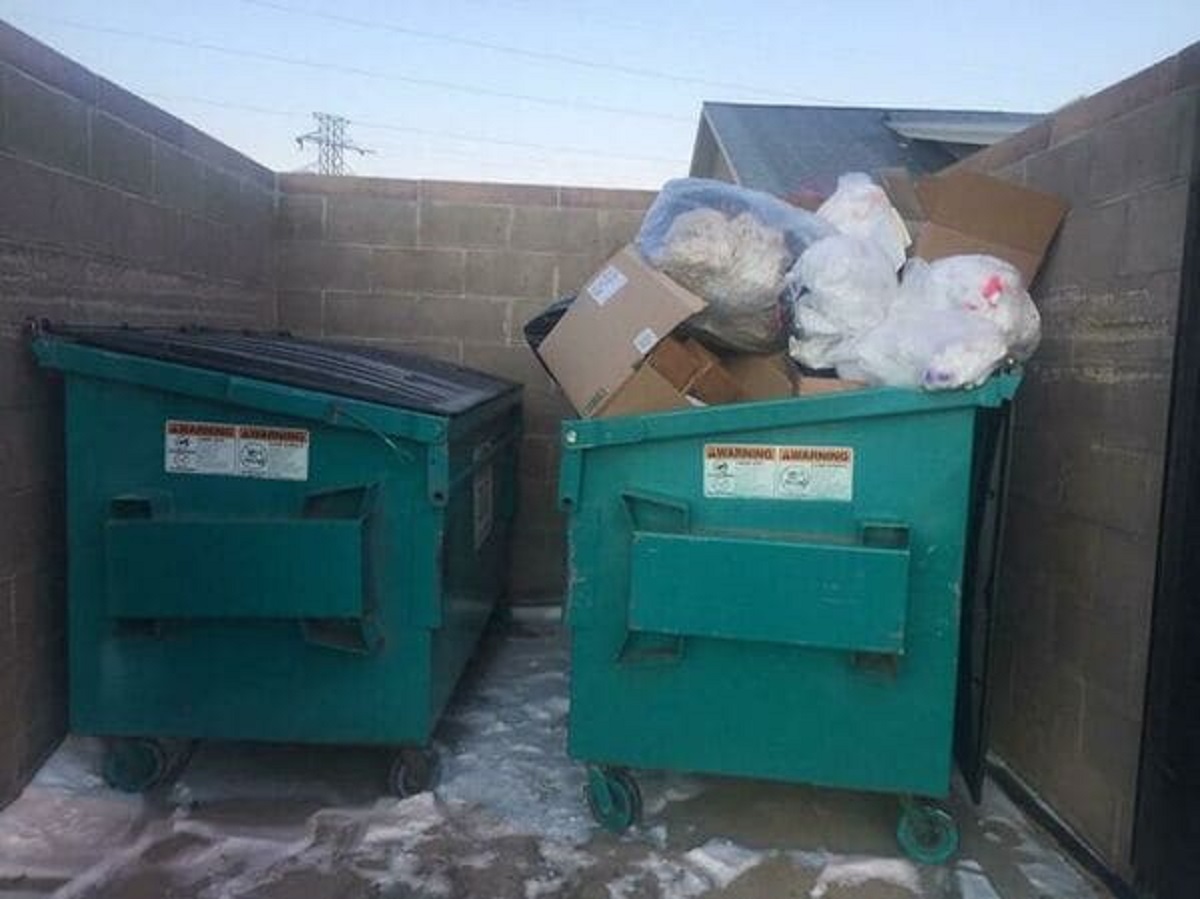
xmin=165 ymin=420 xmax=309 ymax=481
xmin=703 ymin=443 xmax=853 ymax=501
xmin=473 ymin=462 xmax=495 ymax=549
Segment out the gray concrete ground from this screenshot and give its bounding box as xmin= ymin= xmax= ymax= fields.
xmin=0 ymin=624 xmax=1111 ymax=898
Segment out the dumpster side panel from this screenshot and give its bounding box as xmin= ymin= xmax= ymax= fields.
xmin=65 ymin=374 xmax=437 ymax=744
xmin=565 ymin=405 xmax=978 ymax=797
xmin=427 ymin=402 xmax=522 ymax=723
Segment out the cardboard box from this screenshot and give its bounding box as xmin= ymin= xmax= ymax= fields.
xmin=597 ymin=364 xmax=691 ymax=418
xmin=798 ymin=375 xmax=867 ymax=396
xmin=647 ymin=336 xmax=742 ymax=405
xmin=537 ymin=245 xmax=706 ymax=417
xmin=722 ymin=352 xmax=798 ymax=401
xmin=877 ymin=169 xmax=1068 ymax=286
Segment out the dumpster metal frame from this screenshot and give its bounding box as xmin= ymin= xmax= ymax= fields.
xmin=559 ymin=375 xmax=1019 ymax=859
xmin=34 ymin=331 xmax=521 ymax=793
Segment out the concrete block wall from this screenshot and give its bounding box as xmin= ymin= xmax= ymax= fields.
xmin=0 ymin=23 xmax=276 ymax=804
xmin=275 ymin=175 xmax=654 ymax=600
xmin=957 ymin=46 xmax=1200 ymax=875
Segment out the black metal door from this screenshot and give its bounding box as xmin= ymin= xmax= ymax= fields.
xmin=1134 ymin=163 xmax=1200 ymax=899
xmin=954 ymin=405 xmax=1013 ymax=802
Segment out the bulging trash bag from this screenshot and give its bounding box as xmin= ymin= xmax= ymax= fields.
xmin=815 ymin=173 xmax=911 ymax=270
xmin=845 ymin=305 xmax=1010 ymax=390
xmin=636 ymin=178 xmax=833 ymax=352
xmin=909 ymin=255 xmax=1041 ymax=361
xmin=787 ymin=234 xmax=899 ymax=369
xmin=842 ymin=255 xmax=1040 ymax=390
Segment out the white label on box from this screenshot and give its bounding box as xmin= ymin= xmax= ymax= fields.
xmin=165 ymin=420 xmax=309 ymax=481
xmin=703 ymin=443 xmax=853 ymax=501
xmin=473 ymin=462 xmax=495 ymax=549
xmin=586 ymin=265 xmax=628 ymax=306
xmin=633 ymin=327 xmax=658 ymax=355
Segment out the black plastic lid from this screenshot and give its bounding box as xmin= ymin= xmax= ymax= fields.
xmin=40 ymin=324 xmax=520 ymax=417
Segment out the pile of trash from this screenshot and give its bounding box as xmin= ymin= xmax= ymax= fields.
xmin=526 ymin=170 xmax=1066 ymax=419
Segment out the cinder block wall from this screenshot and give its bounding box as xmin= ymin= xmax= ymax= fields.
xmin=275 ymin=175 xmax=654 ymax=601
xmin=0 ymin=24 xmax=276 ymax=803
xmin=957 ymin=47 xmax=1199 ymax=874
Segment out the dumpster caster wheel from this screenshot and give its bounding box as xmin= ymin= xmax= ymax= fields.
xmin=897 ymin=801 xmax=959 ymax=864
xmin=388 ymin=748 xmax=436 ymax=798
xmin=102 ymin=738 xmax=170 ymax=793
xmin=585 ymin=767 xmax=641 ymax=833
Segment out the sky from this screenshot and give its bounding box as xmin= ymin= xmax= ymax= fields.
xmin=1 ymin=1 xmax=1197 ymax=188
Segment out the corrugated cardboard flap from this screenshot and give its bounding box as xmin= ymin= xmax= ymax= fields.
xmin=915 ymin=171 xmax=1068 ymax=256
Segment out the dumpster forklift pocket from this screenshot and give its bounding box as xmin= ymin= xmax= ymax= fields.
xmin=627 ymin=524 xmax=910 ymax=654
xmin=103 ymin=485 xmax=384 ymax=653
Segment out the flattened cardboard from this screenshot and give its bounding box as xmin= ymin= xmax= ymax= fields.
xmin=646 ymin=336 xmax=742 ymax=406
xmin=722 ymin=353 xmax=797 ymax=400
xmin=538 ymin=245 xmax=706 ymax=416
xmin=879 ymin=169 xmax=1068 ymax=287
xmin=596 ymin=364 xmax=690 ymax=418
xmin=647 ymin=336 xmax=705 ymax=388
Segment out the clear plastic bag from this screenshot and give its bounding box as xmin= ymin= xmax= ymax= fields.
xmin=847 ymin=306 xmax=1010 ymax=390
xmin=787 ymin=234 xmax=899 ymax=369
xmin=636 ymin=178 xmax=833 ymax=351
xmin=842 ymin=255 xmax=1039 ymax=390
xmin=815 ymin=173 xmax=911 ymax=270
xmin=910 ymin=255 xmax=1041 ymax=360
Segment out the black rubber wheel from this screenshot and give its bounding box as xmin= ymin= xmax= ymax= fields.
xmin=387 ymin=747 xmax=436 ymax=798
xmin=584 ymin=767 xmax=642 ymax=833
xmin=102 ymin=738 xmax=169 ymax=793
xmin=897 ymin=801 xmax=960 ymax=864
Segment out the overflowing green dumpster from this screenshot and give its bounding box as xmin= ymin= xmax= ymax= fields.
xmin=560 ymin=375 xmax=1018 ymax=862
xmin=33 ymin=325 xmax=521 ymax=795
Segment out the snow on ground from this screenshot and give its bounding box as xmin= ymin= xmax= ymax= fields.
xmin=0 ymin=624 xmax=1111 ymax=898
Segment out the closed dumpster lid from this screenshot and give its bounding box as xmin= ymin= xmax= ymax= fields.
xmin=36 ymin=324 xmax=520 ymax=416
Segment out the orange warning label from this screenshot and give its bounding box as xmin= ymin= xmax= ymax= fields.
xmin=164 ymin=419 xmax=310 ymax=481
xmin=703 ymin=443 xmax=853 ymax=501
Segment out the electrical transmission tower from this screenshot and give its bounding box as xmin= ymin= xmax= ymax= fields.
xmin=295 ymin=112 xmax=372 ymax=175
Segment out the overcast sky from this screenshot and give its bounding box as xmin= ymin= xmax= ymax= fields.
xmin=2 ymin=1 xmax=1196 ymax=187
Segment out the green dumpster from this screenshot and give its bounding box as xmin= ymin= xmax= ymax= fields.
xmin=32 ymin=325 xmax=521 ymax=795
xmin=559 ymin=375 xmax=1018 ymax=862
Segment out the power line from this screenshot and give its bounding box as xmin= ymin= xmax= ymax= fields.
xmin=236 ymin=0 xmax=837 ymax=104
xmin=141 ymin=92 xmax=687 ymax=166
xmin=25 ymin=13 xmax=695 ymax=124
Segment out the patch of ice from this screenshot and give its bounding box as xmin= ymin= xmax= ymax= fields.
xmin=359 ymin=793 xmax=445 ymax=847
xmin=636 ymin=854 xmax=712 ymax=898
xmin=459 ymin=850 xmax=498 ymax=869
xmin=29 ymin=737 xmax=106 ymax=792
xmin=810 ymin=857 xmax=921 ymax=898
xmin=788 ymin=849 xmax=833 ymax=870
xmin=639 ymin=774 xmax=708 ymax=816
xmin=1019 ymin=859 xmax=1093 ymax=897
xmin=957 ymin=868 xmax=1003 ymax=899
xmin=642 ymin=823 xmax=669 ymax=849
xmin=683 ymin=838 xmax=765 ymax=889
xmin=526 ymin=876 xmax=566 ymax=898
xmin=381 ymin=850 xmax=452 ymax=897
xmin=436 ymin=634 xmax=591 ymax=844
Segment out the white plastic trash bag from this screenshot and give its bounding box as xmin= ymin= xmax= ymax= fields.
xmin=815 ymin=173 xmax=911 ymax=270
xmin=847 ymin=306 xmax=1010 ymax=390
xmin=911 ymin=255 xmax=1041 ymax=360
xmin=636 ymin=178 xmax=833 ymax=351
xmin=787 ymin=234 xmax=899 ymax=369
xmin=843 ymin=255 xmax=1041 ymax=390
